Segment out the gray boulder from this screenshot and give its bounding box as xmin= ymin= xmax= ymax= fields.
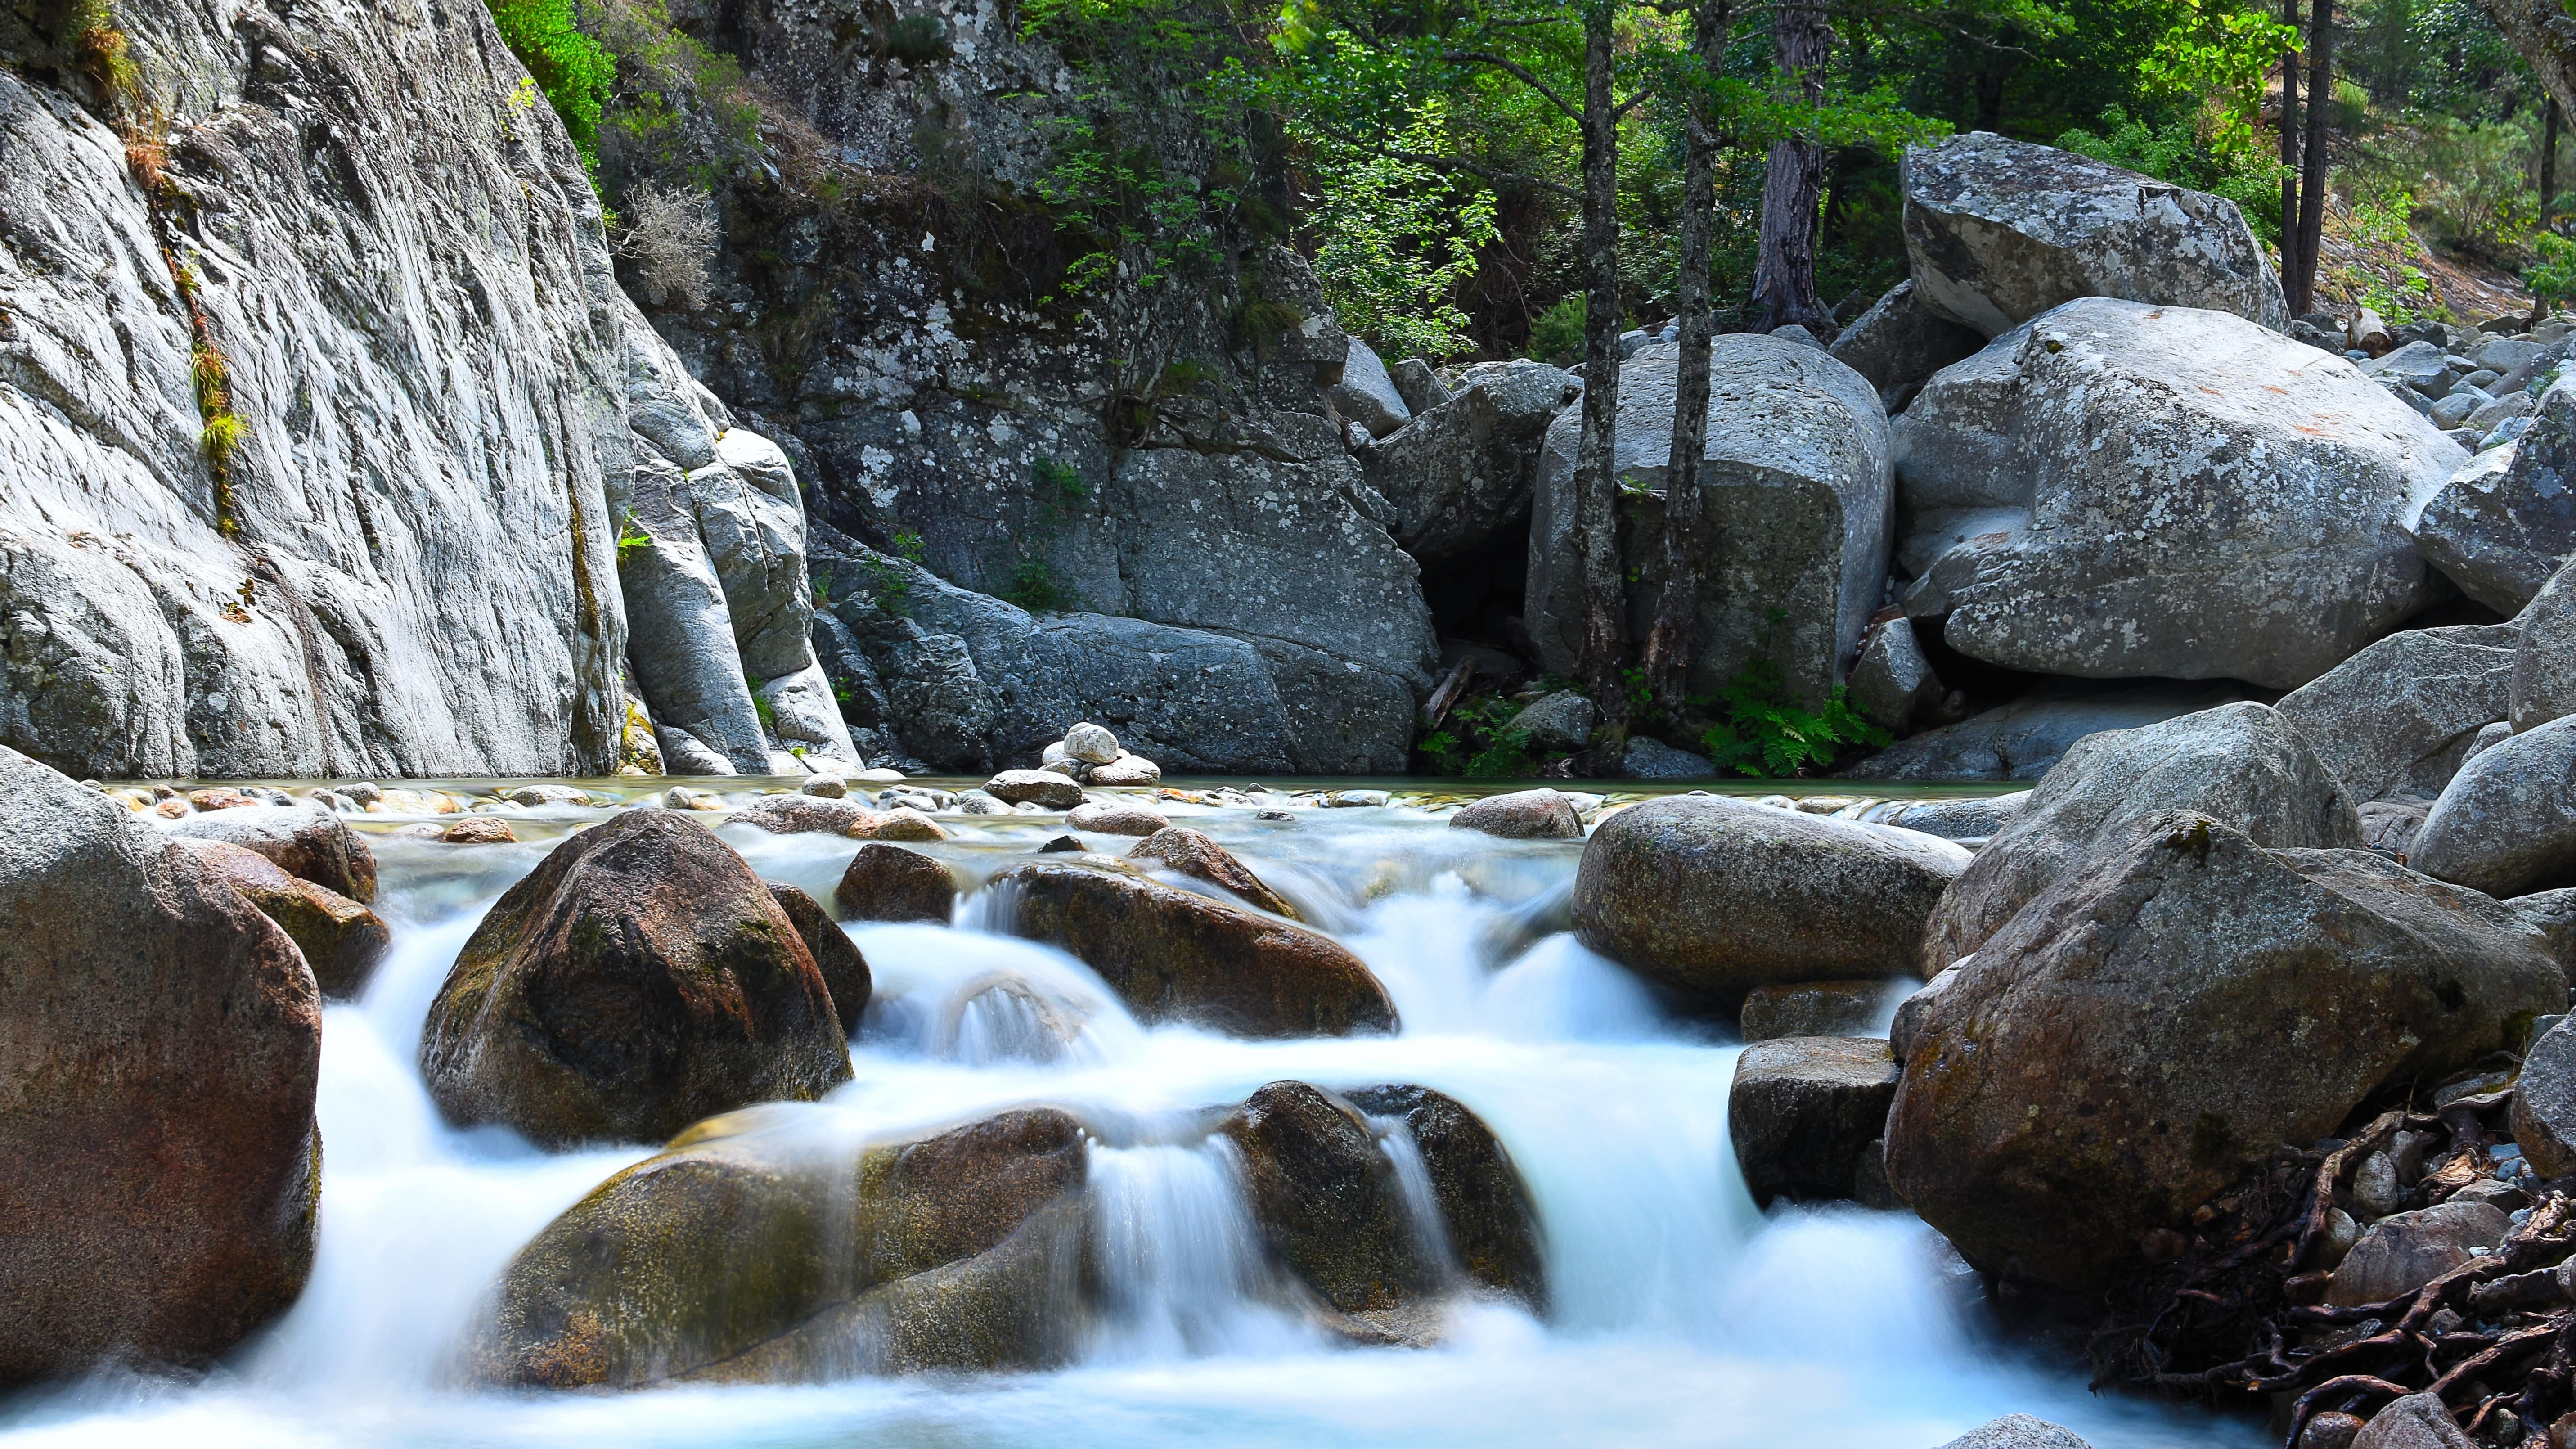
xmin=1888 ymin=812 xmax=2560 ymax=1290
xmin=2410 ymin=370 xmax=2576 ymax=613
xmin=1932 ymin=1415 xmax=2095 ymax=1449
xmin=1900 ymin=132 xmax=2290 ymax=337
xmin=1352 ymin=360 xmax=1578 ymax=565
xmin=1843 ymin=681 xmax=2248 ymax=783
xmin=166 ymin=804 xmax=378 ymax=903
xmin=1450 ymin=788 xmax=1585 ymax=840
xmin=1529 ymin=335 xmax=1891 ymax=708
xmin=2327 ymin=1201 xmax=2516 ymax=1306
xmin=1924 ymin=702 xmax=2364 ymax=970
xmin=2277 ymin=624 xmax=2521 ymax=801
xmin=2410 ymin=715 xmax=2576 ymax=897
xmin=1874 ymin=794 xmax=2031 ymax=842
xmin=1740 ymin=980 xmax=1893 ymax=1040
xmin=1503 ymin=690 xmax=1599 ymax=753
xmin=1573 ymin=795 xmax=1971 ymax=1011
xmin=1895 ymin=300 xmax=2464 ymax=689
xmin=1624 ymin=736 xmax=1713 ymax=778
xmin=2514 ymin=561 xmax=2576 ymax=730
xmin=1386 ymin=358 xmax=1453 ymax=415
xmin=2351 ymin=1393 xmax=2475 ymax=1449
xmin=1848 ymin=617 xmax=1945 ymax=734
xmin=2512 ymin=1014 xmax=2576 ymax=1177
xmin=1826 ymin=279 xmax=1985 ymax=411
xmin=1328 ymin=338 xmax=1412 ymax=439
xmin=1728 ymin=1037 xmax=1902 ymax=1206
xmin=2513 ymin=888 xmax=2576 ymax=983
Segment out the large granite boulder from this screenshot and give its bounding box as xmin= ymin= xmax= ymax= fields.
xmin=1573 ymin=795 xmax=1971 ymax=1011
xmin=1843 ymin=681 xmax=2249 ymax=783
xmin=1728 ymin=1037 xmax=1901 ymax=1206
xmin=1328 ymin=338 xmax=1412 ymax=438
xmin=1219 ymin=1082 xmax=1442 ymax=1314
xmin=175 ymin=838 xmax=390 ymax=999
xmin=166 ymin=803 xmax=378 ymax=903
xmin=1895 ymin=300 xmax=2464 ymax=689
xmin=1886 ymin=812 xmax=2559 ymax=1290
xmin=1343 ymin=1084 xmax=1546 ymax=1308
xmin=2410 ymin=371 xmax=2576 ymax=613
xmin=2513 ymin=561 xmax=2576 ymax=731
xmin=480 ymin=1107 xmax=1089 ymax=1386
xmin=0 ymin=747 xmax=321 ymax=1383
xmin=2410 ymin=715 xmax=2576 ymax=897
xmin=1358 ymin=360 xmax=1580 ymax=564
xmin=2277 ymin=624 xmax=2522 ymax=802
xmin=420 ymin=811 xmax=853 ymax=1146
xmin=1925 ymin=703 xmax=2364 ymax=969
xmin=1529 ymin=334 xmax=1891 ymax=706
xmin=987 ymin=861 xmax=1394 ymax=1037
xmin=1900 ymin=132 xmax=2291 ymax=337
xmin=1826 ymin=279 xmax=1985 ymax=411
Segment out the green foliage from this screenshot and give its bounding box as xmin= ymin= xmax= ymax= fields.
xmin=2343 ymin=185 xmax=2440 ymax=321
xmin=614 ymin=509 xmax=655 ymax=562
xmin=1526 ymin=295 xmax=1585 ymax=366
xmin=2355 ymin=116 xmax=2543 ymax=260
xmin=2058 ymin=105 xmax=2291 ymax=240
xmin=1301 ymin=99 xmax=1499 ymax=360
xmin=483 ymin=0 xmax=615 ymax=165
xmin=854 ymin=530 xmax=928 ymax=616
xmin=2525 ymin=233 xmax=2576 ymax=313
xmin=1416 ymin=695 xmax=1542 ymax=777
xmin=1696 ymin=660 xmax=1888 ymax=777
xmin=747 ymin=676 xmax=777 ymax=728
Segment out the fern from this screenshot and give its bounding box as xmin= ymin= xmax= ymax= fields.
xmin=1697 ymin=660 xmax=1889 ymax=778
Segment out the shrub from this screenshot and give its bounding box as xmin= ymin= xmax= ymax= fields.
xmin=1696 ymin=658 xmax=1887 ymax=777
xmin=484 ymin=0 xmax=616 ymax=164
xmin=1525 ymin=295 xmax=1584 ymax=366
xmin=613 ymin=178 xmax=718 ymax=308
xmin=2058 ymin=106 xmax=2291 ymax=242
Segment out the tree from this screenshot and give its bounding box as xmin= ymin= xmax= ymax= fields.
xmin=2279 ymin=0 xmax=2303 ymax=291
xmin=2290 ymin=0 xmax=2332 ymax=313
xmin=1749 ymin=0 xmax=1838 ymax=335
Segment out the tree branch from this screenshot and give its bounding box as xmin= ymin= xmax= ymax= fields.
xmin=1311 ymin=122 xmax=1581 ymax=198
xmin=1442 ymin=49 xmax=1582 ymax=120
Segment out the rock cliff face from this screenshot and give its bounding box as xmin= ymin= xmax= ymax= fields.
xmin=0 ymin=0 xmax=841 ymax=780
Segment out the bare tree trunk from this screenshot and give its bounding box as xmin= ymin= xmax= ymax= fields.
xmin=2279 ymin=0 xmax=2303 ymax=295
xmin=2475 ymin=0 xmax=2576 ymax=127
xmin=1749 ymin=0 xmax=1834 ymax=336
xmin=2291 ymin=0 xmax=2333 ymax=315
xmin=1572 ymin=0 xmax=1627 ymax=716
xmin=2547 ymin=99 xmax=2562 ymax=220
xmin=1643 ymin=0 xmax=1731 ymax=720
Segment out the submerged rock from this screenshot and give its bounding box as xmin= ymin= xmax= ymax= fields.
xmin=420 ymin=811 xmax=852 ymax=1147
xmin=0 ymin=746 xmax=321 ymax=1383
xmin=1344 ymin=1084 xmax=1547 ymax=1309
xmin=2410 ymin=715 xmax=2576 ymax=898
xmin=988 ymin=862 xmax=1391 ymax=1038
xmin=1887 ymin=812 xmax=2559 ymax=1290
xmin=1573 ymin=795 xmax=1970 ymax=1011
xmin=480 ymin=1107 xmax=1089 ymax=1387
xmin=175 ymin=838 xmax=390 ymax=999
xmin=1924 ymin=703 xmax=2363 ymax=970
xmin=166 ymin=803 xmax=378 ymax=903
xmin=1728 ymin=1037 xmax=1901 ymax=1206
xmin=1126 ymin=826 xmax=1300 ymax=918
xmin=1220 ymin=1082 xmax=1441 ymax=1314
xmin=764 ymin=883 xmax=871 ymax=1035
xmin=1449 ymin=788 xmax=1584 ymax=841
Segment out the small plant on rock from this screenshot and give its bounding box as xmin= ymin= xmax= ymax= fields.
xmin=612 ymin=178 xmax=719 ymax=309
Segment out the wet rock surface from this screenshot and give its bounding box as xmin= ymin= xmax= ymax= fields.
xmin=832 ymin=844 xmax=958 ymax=924
xmin=1126 ymin=826 xmax=1301 ymax=918
xmin=176 ymin=837 xmax=390 ymax=998
xmin=764 ymin=883 xmax=871 ymax=1035
xmin=1449 ymin=788 xmax=1585 ymax=840
xmin=1739 ymin=980 xmax=1891 ymax=1040
xmin=166 ymin=804 xmax=378 ymax=903
xmin=1344 ymin=1084 xmax=1546 ymax=1309
xmin=1728 ymin=1037 xmax=1901 ymax=1206
xmin=1219 ymin=1082 xmax=1441 ymax=1314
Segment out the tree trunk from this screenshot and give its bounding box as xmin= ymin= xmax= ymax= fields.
xmin=2475 ymin=0 xmax=2576 ymax=129
xmin=1572 ymin=0 xmax=1627 ymax=715
xmin=2279 ymin=0 xmax=2303 ymax=294
xmin=1642 ymin=0 xmax=1731 ymax=720
xmin=1749 ymin=0 xmax=1834 ymax=336
xmin=2291 ymin=0 xmax=2333 ymax=315
xmin=2546 ymin=99 xmax=2562 ymax=220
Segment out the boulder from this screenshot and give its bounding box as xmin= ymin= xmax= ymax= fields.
xmin=1931 ymin=1415 xmax=2095 ymax=1449
xmin=764 ymin=883 xmax=871 ymax=1035
xmin=1728 ymin=1037 xmax=1901 ymax=1206
xmin=1874 ymin=794 xmax=2030 ymax=841
xmin=1504 ymin=690 xmax=1599 ymax=754
xmin=1924 ymin=702 xmax=2364 ymax=969
xmin=1886 ymin=812 xmax=2560 ymax=1289
xmin=2361 ymin=798 xmax=2433 ymax=858
xmin=2512 ymin=888 xmax=2576 ymax=983
xmin=1063 ymin=721 xmax=1122 ymax=765
xmin=2327 ymin=1201 xmax=2516 ymax=1306
xmin=175 ymin=838 xmax=391 ymax=999
xmin=0 ymin=747 xmax=321 ymax=1382
xmin=1387 ymin=358 xmax=1452 ymax=415
xmin=480 ymin=1107 xmax=1089 ymax=1386
xmin=1359 ymin=360 xmax=1579 ymax=564
xmin=1329 ymin=338 xmax=1412 ymax=439
xmin=1848 ymin=617 xmax=1946 ymax=734
xmin=1529 ymin=335 xmax=1891 ymax=708
xmin=988 ymin=861 xmax=1394 ymax=1037
xmin=420 ymin=811 xmax=854 ymax=1147
xmin=1740 ymin=980 xmax=1890 ymax=1040
xmin=1127 ymin=826 xmax=1299 ymax=918
xmin=983 ymin=770 xmax=1086 ymax=809
xmin=2351 ymin=1393 xmax=2475 ymax=1449
xmin=2410 ymin=371 xmax=2576 ymax=613
xmin=1065 ymin=800 xmax=1170 ymax=836
xmin=2512 ymin=1015 xmax=2576 ymax=1177
xmin=1899 ymin=132 xmax=2290 ymax=336
xmin=1844 ymin=682 xmax=2252 ymax=782
xmin=2410 ymin=716 xmax=2576 ymax=898
xmin=1894 ymin=301 xmax=2463 ymax=689
xmin=1343 ymin=1084 xmax=1546 ymax=1308
xmin=165 ymin=803 xmax=377 ymax=903
xmin=1450 ymin=788 xmax=1585 ymax=841
xmin=1573 ymin=795 xmax=1972 ymax=1011
xmin=733 ymin=792 xmax=879 ymax=836
xmin=835 ymin=843 xmax=959 ymax=924
xmin=1218 ymin=1082 xmax=1440 ymax=1312
xmin=1625 ymin=736 xmax=1713 ymax=778
xmin=1826 ymin=279 xmax=1985 ymax=410
xmin=1087 ymin=752 xmax=1163 ymax=786
xmin=442 ymin=816 xmax=517 ymax=844
xmin=2516 ymin=562 xmax=2576 ymax=731
xmin=1888 ymin=964 xmax=1963 ymax=1065
xmin=2277 ymin=624 xmax=2522 ymax=801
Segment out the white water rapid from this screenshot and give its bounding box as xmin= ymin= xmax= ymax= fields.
xmin=0 ymin=786 xmax=2262 ymax=1449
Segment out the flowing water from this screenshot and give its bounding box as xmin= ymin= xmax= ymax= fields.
xmin=0 ymin=782 xmax=2262 ymax=1449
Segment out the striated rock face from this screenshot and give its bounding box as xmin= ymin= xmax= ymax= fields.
xmin=1896 ymin=301 xmax=2462 ymax=690
xmin=0 ymin=746 xmax=321 ymax=1383
xmin=1529 ymin=335 xmax=1892 ymax=706
xmin=0 ymin=0 xmax=834 ymax=779
xmin=1900 ymin=132 xmax=2291 ymax=337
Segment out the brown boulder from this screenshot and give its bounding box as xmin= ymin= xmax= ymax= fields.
xmin=764 ymin=883 xmax=871 ymax=1035
xmin=1345 ymin=1084 xmax=1546 ymax=1308
xmin=481 ymin=1107 xmax=1088 ymax=1386
xmin=167 ymin=802 xmax=378 ymax=903
xmin=1066 ymin=800 xmax=1170 ymax=836
xmin=1728 ymin=1037 xmax=1900 ymax=1206
xmin=834 ymin=844 xmax=958 ymax=924
xmin=1220 ymin=1082 xmax=1441 ymax=1313
xmin=1127 ymin=825 xmax=1299 ymax=918
xmin=176 ymin=838 xmax=391 ymax=998
xmin=989 ymin=861 xmax=1393 ymax=1038
xmin=442 ymin=816 xmax=517 ymax=844
xmin=1740 ymin=980 xmax=1891 ymax=1040
xmin=420 ymin=810 xmax=853 ymax=1147
xmin=1886 ymin=812 xmax=2559 ymax=1290
xmin=0 ymin=747 xmax=322 ymax=1384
